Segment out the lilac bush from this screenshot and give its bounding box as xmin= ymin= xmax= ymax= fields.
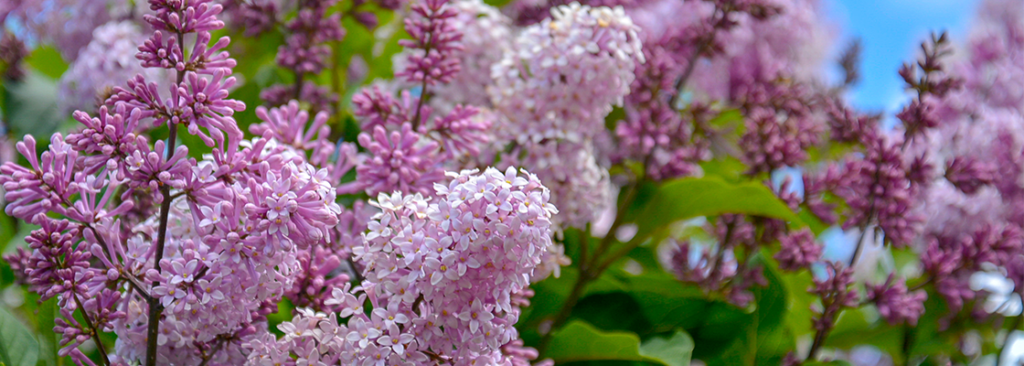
xmin=2 ymin=0 xmax=1024 ymax=365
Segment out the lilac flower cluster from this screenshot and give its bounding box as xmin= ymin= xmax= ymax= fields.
xmin=245 ymin=167 xmax=559 ymax=365
xmin=59 ymin=21 xmax=168 ymax=116
xmin=491 ymin=3 xmax=643 ymax=143
xmin=1 ymin=0 xmax=132 ymax=61
xmin=0 ymin=31 xmax=28 ymax=80
xmin=1 ymin=1 xmax=354 ymax=364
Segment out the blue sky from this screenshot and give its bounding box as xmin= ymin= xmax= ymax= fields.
xmin=827 ymin=0 xmax=980 ymax=114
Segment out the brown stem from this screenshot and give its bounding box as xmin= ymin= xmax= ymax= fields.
xmin=122 ymin=272 xmax=154 ymax=301
xmin=537 ymin=269 xmax=591 ymax=354
xmin=707 ymin=220 xmax=736 ymax=286
xmin=669 ymin=5 xmax=730 ymax=109
xmin=294 ymin=72 xmax=305 ymax=100
xmin=411 ymin=28 xmax=436 ymax=129
xmin=589 ymin=181 xmax=641 ymax=262
xmin=805 ymin=324 xmax=830 ymax=363
xmin=539 ymin=179 xmax=646 ymax=352
xmin=144 ymin=31 xmax=186 ymax=366
xmin=198 ymin=338 xmax=227 ymax=366
xmin=805 ymin=298 xmax=837 ymax=362
xmin=347 ymin=257 xmax=364 ymax=285
xmin=72 ymin=295 xmax=110 ymax=366
xmin=578 ymin=223 xmax=591 ymax=273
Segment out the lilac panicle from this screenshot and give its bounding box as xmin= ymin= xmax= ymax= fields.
xmin=491 ymin=2 xmax=644 ymax=142
xmin=827 ymin=133 xmax=920 ymax=248
xmin=398 ymin=0 xmax=464 ymax=88
xmin=867 ymin=274 xmax=927 ymax=326
xmin=943 ymin=156 xmax=996 ymax=195
xmin=354 ymin=123 xmax=446 ymax=197
xmin=774 ymin=229 xmax=821 ymax=272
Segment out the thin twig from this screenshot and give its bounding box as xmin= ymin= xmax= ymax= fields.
xmin=144 ymin=31 xmax=186 ymax=366
xmin=197 ymin=338 xmax=227 ymax=366
xmin=122 ymin=272 xmax=154 ymax=301
xmin=72 ymin=295 xmax=110 ymax=366
xmin=539 ymin=179 xmax=645 ymax=352
xmin=669 ymin=5 xmax=730 ymax=108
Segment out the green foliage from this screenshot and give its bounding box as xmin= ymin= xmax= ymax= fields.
xmin=3 ymin=71 xmax=64 ymax=140
xmin=544 ymin=320 xmax=692 ymax=365
xmin=22 ymin=47 xmax=68 ymax=80
xmin=0 ymin=305 xmax=40 ymax=366
xmin=632 ymin=177 xmax=799 ymax=240
xmin=639 ymin=330 xmax=694 ymax=366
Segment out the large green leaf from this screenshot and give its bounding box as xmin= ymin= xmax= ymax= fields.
xmin=543 ymin=320 xmax=675 ymax=365
xmin=753 ymin=254 xmax=794 ymax=364
xmin=4 ymin=71 xmax=64 ymax=140
xmin=519 ymin=267 xmax=628 ymax=331
xmin=621 ymin=273 xmax=709 ymax=333
xmin=825 ymin=308 xmax=904 ymax=357
xmin=0 ymin=305 xmax=40 ymax=366
xmin=35 ymin=298 xmax=59 ymax=366
xmin=23 ymin=46 xmax=68 ymax=80
xmin=699 ymin=310 xmax=758 ymax=366
xmin=639 ymin=330 xmax=694 ymax=366
xmin=633 ymin=177 xmax=799 ymax=241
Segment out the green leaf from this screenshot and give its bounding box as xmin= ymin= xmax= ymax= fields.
xmin=544 ymin=320 xmax=643 ymax=363
xmin=633 ymin=177 xmax=799 ymax=241
xmin=621 ymin=274 xmax=709 ymax=333
xmin=483 ymin=0 xmax=515 ymax=8
xmin=639 ymin=330 xmax=694 ymax=366
xmin=753 ymin=254 xmax=793 ymax=363
xmin=35 ymin=298 xmax=59 ymax=366
xmin=804 ymin=361 xmax=853 ymax=366
xmin=4 ymin=71 xmax=64 ymax=140
xmin=707 ymin=109 xmax=743 ymax=128
xmin=23 ymin=46 xmax=68 ymax=80
xmin=0 ymin=212 xmax=15 ymax=253
xmin=544 ymin=320 xmax=674 ymax=365
xmin=824 ymin=308 xmax=903 ymax=357
xmin=699 ymin=309 xmax=757 ymax=366
xmin=0 ymin=305 xmax=40 ymax=366
xmin=4 ymin=221 xmax=39 ymax=255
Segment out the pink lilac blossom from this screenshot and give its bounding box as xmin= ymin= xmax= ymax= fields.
xmin=614 ymin=45 xmax=709 ymax=181
xmin=428 ymin=0 xmax=513 ymax=108
xmin=59 ymin=21 xmax=167 ymax=116
xmin=867 ymin=274 xmax=927 ymax=326
xmin=502 ymin=140 xmax=611 ymax=229
xmin=0 ymin=0 xmax=344 ymax=364
xmin=2 ymin=0 xmax=121 ymax=61
xmin=245 ymin=167 xmax=560 ymax=365
xmin=398 ymin=0 xmax=464 ymax=91
xmin=0 ymin=31 xmax=28 ymax=80
xmin=490 ymin=2 xmax=644 ymax=142
xmin=353 ymin=123 xmax=446 ymax=197
xmin=824 ymin=132 xmax=920 ymax=249
xmin=774 ymin=228 xmax=821 ymax=272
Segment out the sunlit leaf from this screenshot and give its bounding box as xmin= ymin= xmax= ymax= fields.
xmin=633 ymin=177 xmax=800 ymax=241
xmin=0 ymin=305 xmax=40 ymax=366
xmin=639 ymin=329 xmax=694 ymax=366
